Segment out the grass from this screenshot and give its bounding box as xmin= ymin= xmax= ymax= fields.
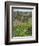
xmin=12 ymin=22 xmax=32 ymax=37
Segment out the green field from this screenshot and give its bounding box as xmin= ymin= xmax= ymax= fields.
xmin=12 ymin=22 xmax=32 ymax=37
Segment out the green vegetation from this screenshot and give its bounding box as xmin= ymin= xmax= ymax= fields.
xmin=12 ymin=22 xmax=32 ymax=37
xmin=12 ymin=11 xmax=32 ymax=37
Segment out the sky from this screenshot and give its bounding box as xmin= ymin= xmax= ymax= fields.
xmin=13 ymin=9 xmax=32 ymax=12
